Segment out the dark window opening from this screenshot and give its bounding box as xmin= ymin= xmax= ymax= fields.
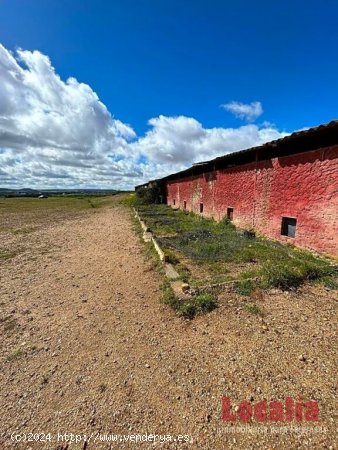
xmin=200 ymin=203 xmax=204 ymax=213
xmin=227 ymin=207 xmax=234 ymax=221
xmin=173 ymin=199 xmax=175 ymax=206
xmin=281 ymin=217 xmax=297 ymax=238
xmin=183 ymin=201 xmax=187 ymax=209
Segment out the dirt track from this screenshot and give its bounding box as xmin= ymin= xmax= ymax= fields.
xmin=0 ymin=199 xmax=337 ymax=449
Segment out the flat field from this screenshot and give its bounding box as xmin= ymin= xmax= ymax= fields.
xmin=0 ymin=195 xmax=337 ymax=449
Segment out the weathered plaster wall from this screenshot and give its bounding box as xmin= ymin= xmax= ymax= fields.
xmin=166 ymin=146 xmax=338 ymax=257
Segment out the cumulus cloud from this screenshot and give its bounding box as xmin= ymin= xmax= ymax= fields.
xmin=0 ymin=44 xmax=288 ymax=189
xmin=222 ymin=101 xmax=263 ymax=122
xmin=134 ymin=114 xmax=287 ymax=167
xmin=0 ymin=43 xmax=139 ymax=189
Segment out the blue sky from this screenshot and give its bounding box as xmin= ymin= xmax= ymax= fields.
xmin=0 ymin=0 xmax=338 ymax=188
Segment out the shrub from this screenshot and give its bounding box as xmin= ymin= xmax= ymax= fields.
xmin=135 ymin=185 xmax=162 ymax=204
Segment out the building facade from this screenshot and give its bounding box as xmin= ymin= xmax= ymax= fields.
xmin=137 ymin=121 xmax=338 ymax=257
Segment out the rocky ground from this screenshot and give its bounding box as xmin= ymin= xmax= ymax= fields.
xmin=0 ymin=196 xmax=337 ymax=449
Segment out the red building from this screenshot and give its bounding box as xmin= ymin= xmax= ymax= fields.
xmin=137 ymin=121 xmax=338 ymax=257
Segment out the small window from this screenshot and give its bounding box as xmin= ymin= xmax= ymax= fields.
xmin=183 ymin=201 xmax=187 ymax=209
xmin=281 ymin=217 xmax=297 ymax=238
xmin=227 ymin=207 xmax=234 ymax=221
xmin=173 ymin=199 xmax=175 ymax=206
xmin=200 ymin=203 xmax=204 ymax=213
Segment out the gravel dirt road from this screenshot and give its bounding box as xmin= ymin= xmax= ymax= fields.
xmin=0 ymin=198 xmax=337 ymax=449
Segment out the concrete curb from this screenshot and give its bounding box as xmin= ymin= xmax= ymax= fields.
xmin=133 ymin=208 xmax=183 ymax=288
xmin=151 ymin=236 xmax=165 ymax=262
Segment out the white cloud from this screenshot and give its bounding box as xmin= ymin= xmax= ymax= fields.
xmin=222 ymin=101 xmax=263 ymax=122
xmin=0 ymin=44 xmax=289 ymax=189
xmin=0 ymin=44 xmax=139 ymax=189
xmin=133 ymin=115 xmax=288 ymax=171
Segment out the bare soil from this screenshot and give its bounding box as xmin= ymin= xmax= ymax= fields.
xmin=0 ymin=196 xmax=337 ymax=449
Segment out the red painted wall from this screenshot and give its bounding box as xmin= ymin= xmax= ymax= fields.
xmin=166 ymin=146 xmax=338 ymax=257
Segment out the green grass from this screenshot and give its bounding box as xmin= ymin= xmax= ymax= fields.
xmin=160 ymin=281 xmax=217 ymax=319
xmin=119 ymin=193 xmax=137 ymax=207
xmin=244 ymin=303 xmax=264 ymax=316
xmin=136 ymin=204 xmax=336 ymax=290
xmin=320 ymin=275 xmax=338 ymax=290
xmin=130 ymin=213 xmax=164 ymax=274
xmin=163 ymin=248 xmax=179 ymax=264
xmin=6 ymin=349 xmax=25 ymax=362
xmin=136 ymin=204 xmax=213 ymax=237
xmin=235 ymin=279 xmax=255 ymax=296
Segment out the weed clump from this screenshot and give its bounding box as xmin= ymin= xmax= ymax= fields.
xmin=177 ymin=294 xmax=218 ymax=319
xmin=244 ymin=303 xmax=263 ymax=316
xmin=193 ymin=293 xmax=218 ymax=313
xmin=6 ymin=349 xmax=25 ymax=362
xmin=235 ymin=279 xmax=255 ymax=296
xmin=163 ymin=249 xmax=179 ymax=265
xmin=321 ymin=275 xmax=338 ymax=290
xmin=160 ymin=281 xmax=181 ymax=310
xmin=160 ymin=282 xmax=217 ymax=319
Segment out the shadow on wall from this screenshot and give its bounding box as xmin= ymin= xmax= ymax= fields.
xmin=277 ymin=146 xmax=338 ymax=168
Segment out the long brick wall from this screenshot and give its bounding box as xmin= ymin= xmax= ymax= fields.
xmin=166 ymin=146 xmax=338 ymax=257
